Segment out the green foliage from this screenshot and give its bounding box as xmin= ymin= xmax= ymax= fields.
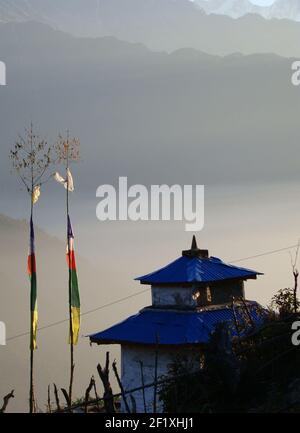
xmin=159 ymin=353 xmax=207 ymax=413
xmin=271 ymin=288 xmax=299 ymax=317
xmin=159 ymin=293 xmax=300 ymax=413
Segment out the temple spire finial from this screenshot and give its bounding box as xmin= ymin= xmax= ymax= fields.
xmin=182 ymin=236 xmax=209 ymax=259
xmin=191 ymin=235 xmax=198 ymax=250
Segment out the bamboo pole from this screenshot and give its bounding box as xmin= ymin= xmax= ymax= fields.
xmin=66 ymin=136 xmax=75 ymax=406
xmin=29 ymin=125 xmax=35 ymax=414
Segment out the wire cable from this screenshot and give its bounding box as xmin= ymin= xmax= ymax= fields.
xmin=230 ymin=244 xmax=299 ymax=263
xmin=6 ymin=242 xmax=299 ymax=342
xmin=6 ymin=288 xmax=150 ymax=342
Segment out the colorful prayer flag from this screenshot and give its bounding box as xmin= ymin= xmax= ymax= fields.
xmin=32 ymin=185 xmax=41 ymax=205
xmin=54 ymin=169 xmax=74 ymax=192
xmin=28 ymin=217 xmax=38 ymax=350
xmin=67 ymin=215 xmax=80 ymax=345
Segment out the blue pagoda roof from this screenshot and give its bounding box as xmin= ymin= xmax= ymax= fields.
xmin=136 ymin=255 xmax=261 ymax=285
xmin=136 ymin=237 xmax=262 ymax=285
xmin=89 ymin=302 xmax=266 ymax=346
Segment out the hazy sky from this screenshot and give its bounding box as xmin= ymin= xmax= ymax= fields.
xmin=249 ymin=0 xmax=275 ymax=5
xmin=196 ymin=0 xmax=276 ymax=4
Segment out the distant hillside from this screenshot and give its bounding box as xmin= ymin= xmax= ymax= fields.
xmin=0 ymin=0 xmax=300 ymax=56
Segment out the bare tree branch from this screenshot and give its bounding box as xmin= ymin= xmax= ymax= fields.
xmin=0 ymin=390 xmax=14 ymax=413
xmin=112 ymin=359 xmax=131 ymax=413
xmin=53 ymin=384 xmax=61 ymax=412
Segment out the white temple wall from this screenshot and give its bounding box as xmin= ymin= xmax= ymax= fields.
xmin=120 ymin=344 xmax=200 ymax=413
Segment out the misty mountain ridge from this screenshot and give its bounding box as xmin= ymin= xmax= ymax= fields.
xmin=194 ymin=0 xmax=263 ymax=18
xmin=194 ymin=0 xmax=300 ymax=21
xmin=0 ymin=20 xmax=299 ymax=192
xmin=0 ymin=1 xmax=300 ymax=57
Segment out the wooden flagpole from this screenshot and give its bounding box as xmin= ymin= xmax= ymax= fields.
xmin=66 ymin=135 xmax=75 ymax=406
xmin=29 ymin=126 xmax=35 ymax=414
